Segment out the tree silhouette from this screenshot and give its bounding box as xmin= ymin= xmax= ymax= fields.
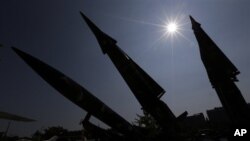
xmin=32 ymin=126 xmax=68 ymax=140
xmin=133 ymin=111 xmax=160 ymax=137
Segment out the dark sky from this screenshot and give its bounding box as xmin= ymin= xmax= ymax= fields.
xmin=1 ymin=0 xmax=250 ymax=137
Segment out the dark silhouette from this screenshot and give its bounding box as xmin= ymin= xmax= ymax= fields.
xmin=10 ymin=12 xmax=249 ymax=140
xmin=80 ymin=113 xmax=124 ymax=141
xmin=190 ymin=15 xmax=250 ymax=128
xmin=80 ymin=11 xmax=188 ymax=140
xmin=12 ymin=47 xmax=141 ymax=140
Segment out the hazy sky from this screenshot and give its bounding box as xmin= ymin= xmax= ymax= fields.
xmin=1 ymin=0 xmax=250 ymax=137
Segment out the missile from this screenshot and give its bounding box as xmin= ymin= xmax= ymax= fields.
xmin=12 ymin=47 xmax=134 ymax=135
xmin=190 ymin=16 xmax=250 ymax=126
xmin=190 ymin=15 xmax=240 ymax=85
xmin=80 ymin=12 xmax=184 ymax=133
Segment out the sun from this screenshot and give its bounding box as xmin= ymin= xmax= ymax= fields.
xmin=166 ymin=22 xmax=178 ymax=33
xmin=164 ymin=22 xmax=179 ymax=35
xmin=160 ymin=17 xmax=187 ymax=41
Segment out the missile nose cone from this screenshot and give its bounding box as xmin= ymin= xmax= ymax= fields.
xmin=12 ymin=47 xmax=35 ymax=65
xmin=12 ymin=47 xmax=26 ymax=58
xmin=189 ymin=15 xmax=195 ymax=23
xmin=79 ymin=11 xmax=88 ymax=23
xmin=80 ymin=11 xmax=96 ymax=31
xmin=80 ymin=11 xmax=117 ymax=54
xmin=189 ymin=15 xmax=201 ymax=30
xmin=12 ymin=47 xmax=19 ymax=53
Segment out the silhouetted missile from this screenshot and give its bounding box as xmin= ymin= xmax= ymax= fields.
xmin=80 ymin=12 xmax=182 ymax=132
xmin=12 ymin=47 xmax=133 ymax=135
xmin=0 ymin=111 xmax=35 ymax=122
xmin=190 ymin=16 xmax=250 ymax=125
xmin=190 ymin=16 xmax=240 ymax=85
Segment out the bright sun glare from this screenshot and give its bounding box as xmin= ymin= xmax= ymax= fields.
xmin=166 ymin=22 xmax=178 ymax=34
xmin=167 ymin=23 xmax=177 ymax=33
xmin=161 ymin=19 xmax=185 ymax=41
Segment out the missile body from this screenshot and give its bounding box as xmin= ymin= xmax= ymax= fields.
xmin=190 ymin=16 xmax=250 ymax=126
xmin=80 ymin=12 xmax=183 ymax=137
xmin=12 ymin=47 xmax=134 ymax=135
